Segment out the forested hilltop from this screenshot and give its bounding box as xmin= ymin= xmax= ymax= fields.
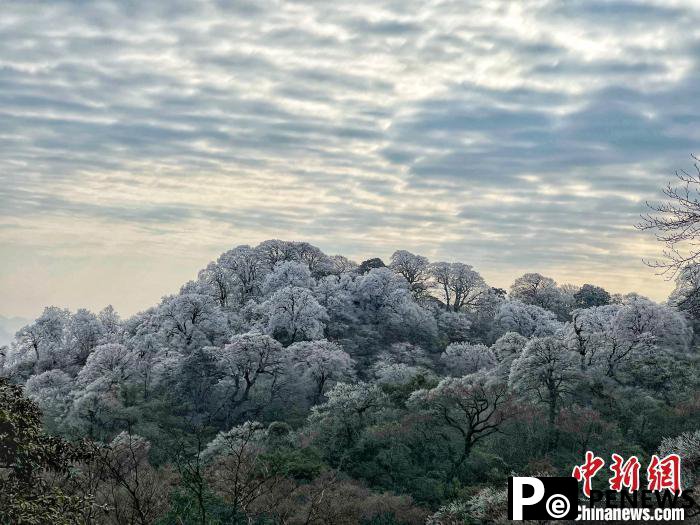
xmin=2 ymin=239 xmax=700 ymax=524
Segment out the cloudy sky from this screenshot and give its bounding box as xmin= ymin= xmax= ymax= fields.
xmin=2 ymin=0 xmax=699 ymax=318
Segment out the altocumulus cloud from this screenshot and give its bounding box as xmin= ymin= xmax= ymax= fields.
xmin=1 ymin=0 xmax=699 ymax=316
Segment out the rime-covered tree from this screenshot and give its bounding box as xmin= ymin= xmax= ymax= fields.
xmin=288 ymin=340 xmax=355 ymax=404
xmin=13 ymin=307 xmax=70 ymax=374
xmin=390 ymin=250 xmax=431 ymax=297
xmin=408 ymin=373 xmax=510 ymax=478
xmin=429 ymin=262 xmax=489 ymax=312
xmin=156 ymin=293 xmax=227 ymax=351
xmin=65 ymin=309 xmax=104 ymax=368
xmin=440 ymin=342 xmax=496 ymax=376
xmin=309 ymin=382 xmax=390 ymax=459
xmin=208 ymin=332 xmax=287 ymax=424
xmin=509 ymin=337 xmax=579 ymax=431
xmin=262 ymin=261 xmax=313 ymax=296
xmin=490 ymin=332 xmax=527 ymax=367
xmin=262 ymin=286 xmax=327 ymax=344
xmin=491 ymin=300 xmax=561 ymax=339
xmin=218 ymin=245 xmax=264 ymax=304
xmin=509 ymin=273 xmax=568 ymax=318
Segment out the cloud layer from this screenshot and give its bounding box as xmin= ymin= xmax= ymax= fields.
xmin=2 ymin=0 xmax=699 ymax=317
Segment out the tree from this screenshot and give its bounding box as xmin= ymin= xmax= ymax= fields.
xmin=95 ymin=432 xmax=174 ymax=524
xmin=76 ymin=343 xmax=136 ymax=387
xmin=24 ymin=369 xmax=74 ymax=424
xmin=157 ymin=293 xmax=227 ymax=351
xmin=198 ymin=261 xmax=235 ymax=308
xmin=491 ymin=300 xmax=560 ymax=339
xmin=0 ymin=378 xmax=95 ymax=524
xmin=509 ymin=337 xmax=580 ymax=432
xmin=358 ymin=257 xmax=386 ymax=274
xmin=669 ymin=264 xmax=700 ymax=327
xmin=208 ymin=332 xmax=287 ymax=425
xmin=376 ymin=342 xmax=433 ymax=368
xmin=309 ymin=382 xmax=390 ymax=460
xmin=390 ymin=250 xmax=431 ymax=297
xmin=98 ymin=305 xmax=123 ymax=343
xmin=490 ymin=332 xmax=527 ymax=377
xmin=509 ymin=273 xmax=566 ymax=316
xmin=328 ymin=255 xmax=358 ymax=275
xmin=262 ymin=286 xmax=327 ymax=344
xmin=352 ymin=267 xmax=437 ymax=346
xmin=14 ymin=306 xmax=70 ymax=373
xmin=408 ymin=373 xmax=510 ymax=479
xmin=440 ymin=343 xmax=496 ymax=376
xmin=574 ymin=284 xmax=611 ymax=309
xmin=65 ymin=309 xmax=104 ymax=368
xmin=218 ymin=245 xmax=264 ymax=303
xmin=429 ymin=262 xmax=489 ymax=312
xmin=658 ymin=430 xmax=700 ymax=490
xmin=261 ymin=261 xmax=313 ymax=296
xmin=638 ymin=155 xmax=700 ymax=275
xmin=313 ymin=274 xmax=357 ymax=339
xmin=569 ymin=297 xmax=691 ymax=379
xmin=288 ymin=340 xmax=355 ymax=404
xmin=203 ymin=421 xmax=281 ymax=516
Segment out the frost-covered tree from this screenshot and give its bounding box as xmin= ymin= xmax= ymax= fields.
xmin=262 ymin=286 xmax=327 ymax=344
xmin=98 ymin=305 xmax=123 ymax=343
xmin=429 ymin=262 xmax=488 ymax=312
xmin=24 ymin=369 xmax=74 ymax=423
xmin=261 ymin=261 xmax=313 ymax=296
xmin=567 ymin=296 xmax=691 ymax=379
xmin=65 ymin=309 xmax=104 ymax=368
xmin=409 ymin=373 xmax=510 ymax=476
xmin=77 ymin=343 xmax=136 ymax=387
xmin=436 ymin=310 xmax=472 ymax=344
xmin=309 ymin=382 xmax=390 ymax=457
xmin=669 ymin=263 xmax=700 ymax=315
xmin=253 ymin=240 xmax=332 ymax=277
xmin=293 ymin=241 xmax=334 ymax=277
xmin=358 ymin=257 xmax=386 ymax=274
xmin=441 ymin=342 xmax=496 ymax=376
xmin=313 ymin=274 xmax=357 ymax=338
xmin=658 ymin=430 xmax=700 ymax=489
xmin=327 ymin=255 xmax=358 ymax=275
xmin=208 ymin=332 xmax=287 ymax=424
xmin=509 ymin=273 xmax=562 ymax=311
xmin=491 ymin=300 xmax=561 ymax=339
xmin=491 ymin=332 xmax=527 ymax=367
xmin=198 ymin=261 xmax=234 ymax=308
xmin=157 ymin=293 xmax=227 ymax=351
xmin=390 ymin=250 xmax=431 ymax=297
xmin=353 ymin=267 xmax=437 ymax=346
xmin=288 ymin=340 xmax=355 ymax=404
xmin=203 ymin=421 xmax=274 ymax=515
xmin=376 ymin=342 xmax=433 ymax=368
xmin=218 ymin=245 xmax=265 ymax=304
xmin=509 ymin=336 xmax=580 ymax=430
xmin=95 ymin=432 xmax=172 ymax=524
xmin=13 ymin=307 xmax=70 ymax=373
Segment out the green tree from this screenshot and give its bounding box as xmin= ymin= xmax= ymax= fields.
xmin=0 ymin=378 xmax=95 ymax=524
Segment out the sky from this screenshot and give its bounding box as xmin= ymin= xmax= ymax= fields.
xmin=2 ymin=0 xmax=700 ymax=319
